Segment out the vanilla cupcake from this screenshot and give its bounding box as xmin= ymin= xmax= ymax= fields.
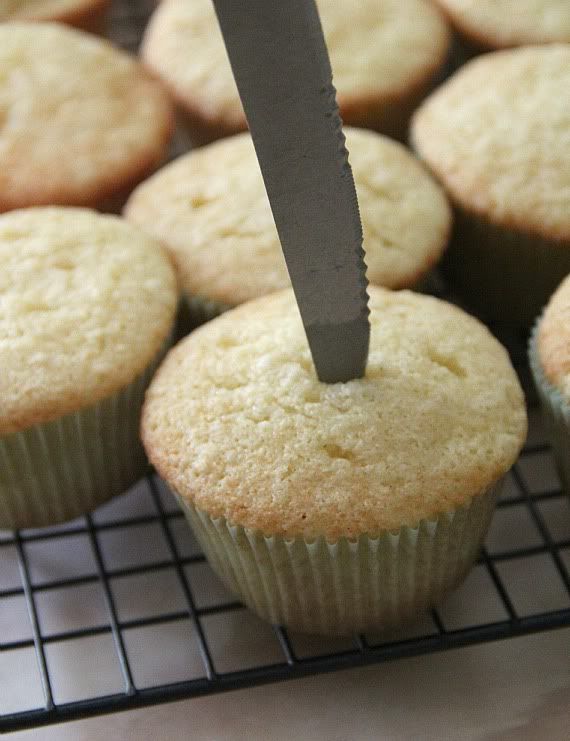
xmin=529 ymin=275 xmax=570 ymax=492
xmin=142 ymin=287 xmax=526 ymax=635
xmin=125 ymin=128 xmax=452 ymax=327
xmin=141 ymin=0 xmax=451 ymax=144
xmin=0 ymin=208 xmax=177 ymax=530
xmin=431 ymin=0 xmax=570 ymax=53
xmin=0 ymin=23 xmax=174 ymax=214
xmin=411 ymin=45 xmax=570 ymax=326
xmin=0 ymin=0 xmax=110 ymax=31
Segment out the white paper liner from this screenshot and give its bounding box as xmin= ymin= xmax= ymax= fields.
xmin=528 ymin=324 xmax=570 ymax=493
xmin=176 ymin=482 xmax=501 ymax=635
xmin=175 ymin=294 xmax=233 ymax=337
xmin=441 ymin=207 xmax=570 ymax=327
xmin=186 ymin=294 xmax=231 ymax=323
xmin=0 ymin=343 xmax=169 ymax=530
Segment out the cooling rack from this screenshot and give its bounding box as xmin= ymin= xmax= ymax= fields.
xmin=1 ymin=0 xmax=570 ymax=732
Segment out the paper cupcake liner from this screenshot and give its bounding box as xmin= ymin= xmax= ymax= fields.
xmin=175 ymin=482 xmax=501 ymax=636
xmin=440 ymin=208 xmax=570 ymax=327
xmin=443 ymin=33 xmax=481 ymax=74
xmin=174 ymin=101 xmax=247 ymax=148
xmin=528 ymin=325 xmax=570 ymax=493
xmin=175 ymin=294 xmax=232 ymax=338
xmin=0 ymin=343 xmax=169 ymax=530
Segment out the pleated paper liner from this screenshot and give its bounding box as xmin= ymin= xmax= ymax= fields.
xmin=0 ymin=342 xmax=169 ymax=530
xmin=175 ymin=481 xmax=501 ymax=636
xmin=441 ymin=208 xmax=570 ymax=328
xmin=174 ymin=294 xmax=232 ymax=338
xmin=529 ymin=324 xmax=570 ymax=494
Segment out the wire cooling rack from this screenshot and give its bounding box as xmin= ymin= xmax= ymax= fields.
xmin=2 ymin=355 xmax=570 ymax=734
xmin=1 ymin=0 xmax=570 ymax=733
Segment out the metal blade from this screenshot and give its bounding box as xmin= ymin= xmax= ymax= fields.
xmin=212 ymin=0 xmax=370 ymax=383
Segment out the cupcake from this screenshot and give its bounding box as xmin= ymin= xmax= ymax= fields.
xmin=0 ymin=0 xmax=111 ymax=32
xmin=0 ymin=207 xmax=177 ymax=530
xmin=0 ymin=23 xmax=174 ymax=215
xmin=529 ymin=275 xmax=570 ymax=493
xmin=142 ymin=287 xmax=527 ymax=635
xmin=431 ymin=0 xmax=570 ymax=54
xmin=125 ymin=128 xmax=452 ymax=327
xmin=141 ymin=0 xmax=451 ymax=144
xmin=411 ymin=44 xmax=570 ymax=327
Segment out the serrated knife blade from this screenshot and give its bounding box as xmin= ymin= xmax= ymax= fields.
xmin=212 ymin=0 xmax=370 ymax=383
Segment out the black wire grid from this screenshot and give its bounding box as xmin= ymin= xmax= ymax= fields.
xmin=1 ymin=0 xmax=570 ymax=733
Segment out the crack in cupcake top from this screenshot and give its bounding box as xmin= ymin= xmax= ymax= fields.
xmin=142 ymin=287 xmax=527 ymax=540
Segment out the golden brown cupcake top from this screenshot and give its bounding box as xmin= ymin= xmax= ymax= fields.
xmin=0 ymin=23 xmax=173 ymax=212
xmin=142 ymin=287 xmax=527 ymax=540
xmin=125 ymin=128 xmax=451 ymax=305
xmin=411 ymin=45 xmax=570 ymax=242
xmin=537 ymin=274 xmax=570 ymax=403
xmin=0 ymin=208 xmax=177 ymax=435
xmin=432 ymin=0 xmax=570 ymax=49
xmin=141 ymin=0 xmax=450 ymax=134
xmin=0 ymin=0 xmax=108 ymax=25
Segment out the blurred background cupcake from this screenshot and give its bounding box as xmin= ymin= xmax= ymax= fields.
xmin=0 ymin=0 xmax=111 ymax=32
xmin=125 ymin=128 xmax=452 ymax=329
xmin=0 ymin=207 xmax=177 ymax=529
xmin=141 ymin=0 xmax=451 ymax=144
xmin=0 ymin=22 xmax=174 ymax=214
xmin=411 ymin=44 xmax=570 ymax=327
xmin=431 ymin=0 xmax=570 ymax=59
xmin=529 ymin=274 xmax=570 ymax=493
xmin=142 ymin=287 xmax=527 ymax=635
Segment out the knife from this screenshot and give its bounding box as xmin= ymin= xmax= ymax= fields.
xmin=211 ymin=0 xmax=370 ymax=383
